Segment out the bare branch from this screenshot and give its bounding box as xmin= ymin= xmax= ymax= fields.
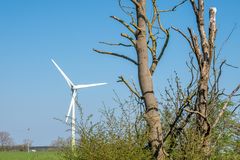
xmin=157 ymin=29 xmax=170 ymax=63
xmin=99 ymin=41 xmax=133 ymax=47
xmin=147 ymin=45 xmax=155 ymax=59
xmin=184 ymin=108 xmax=205 ymax=118
xmin=231 ymin=103 xmax=240 ymax=114
xmin=130 ymin=22 xmax=142 ymax=32
xmin=148 ymin=0 xmax=170 ymax=75
xmin=146 ymin=18 xmax=157 ymax=66
xmin=190 ymin=0 xmax=210 ymax=62
xmin=189 ymin=0 xmax=198 ymax=15
xmin=93 ymin=49 xmax=138 ymax=65
xmin=163 ymin=90 xmax=196 ymax=142
xmin=145 ymin=0 xmax=159 ymax=75
xmin=118 ymin=0 xmax=136 ymax=25
xmin=225 ymin=62 xmax=238 ymax=69
xmin=150 ymin=0 xmax=158 ymax=27
xmin=186 ymin=56 xmax=198 ymax=91
xmin=217 ymin=24 xmax=237 ymax=59
xmin=117 ymin=76 xmax=141 ymax=99
xmin=131 ymin=78 xmax=141 ymax=98
xmin=185 ymin=108 xmax=211 ymax=136
xmin=131 ymin=0 xmax=141 ymax=8
xmin=110 ymin=16 xmax=135 ymax=35
xmin=149 ymin=29 xmax=170 ymax=75
xmin=171 ymin=26 xmax=194 ymax=52
xmin=188 ymin=28 xmax=202 ymax=69
xmin=212 ymin=83 xmax=240 ymax=128
xmin=215 ymin=60 xmax=226 ymax=89
xmin=159 ymin=0 xmax=187 ymax=12
xmin=120 ymin=33 xmax=136 ymax=46
xmin=153 ymin=2 xmax=168 ymax=35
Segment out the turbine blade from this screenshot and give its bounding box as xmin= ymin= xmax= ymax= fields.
xmin=65 ymin=91 xmax=77 ymax=122
xmin=51 ymin=59 xmax=74 ymax=88
xmin=73 ymin=82 xmax=107 ymax=89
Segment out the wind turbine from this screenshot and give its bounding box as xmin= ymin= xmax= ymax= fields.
xmin=51 ymin=59 xmax=107 ymax=147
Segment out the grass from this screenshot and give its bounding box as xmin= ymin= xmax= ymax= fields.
xmin=0 ymin=151 xmax=60 ymax=160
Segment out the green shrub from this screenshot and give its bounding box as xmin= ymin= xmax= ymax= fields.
xmin=60 ymin=95 xmax=152 ymax=160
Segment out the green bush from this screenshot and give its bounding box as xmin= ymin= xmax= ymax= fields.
xmin=60 ymin=95 xmax=152 ymax=160
xmin=59 ymin=89 xmax=240 ymax=160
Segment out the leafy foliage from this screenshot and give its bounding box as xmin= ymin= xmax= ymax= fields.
xmin=61 ymin=94 xmax=152 ymax=160
xmin=59 ymin=75 xmax=240 ymax=160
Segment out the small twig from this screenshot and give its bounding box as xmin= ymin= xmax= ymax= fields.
xmin=184 ymin=108 xmax=211 ymax=136
xmin=231 ymin=103 xmax=240 ymax=115
xmin=225 ymin=62 xmax=238 ymax=69
xmin=118 ymin=0 xmax=135 ymax=24
xmin=217 ymin=24 xmax=237 ymax=59
xmin=186 ymin=56 xmax=196 ymax=91
xmin=210 ymin=59 xmax=226 ymax=95
xmin=159 ymin=0 xmax=187 ymax=12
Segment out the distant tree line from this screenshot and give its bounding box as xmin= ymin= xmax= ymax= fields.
xmin=0 ymin=131 xmax=62 ymax=152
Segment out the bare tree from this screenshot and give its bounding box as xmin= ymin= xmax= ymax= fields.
xmin=0 ymin=131 xmax=14 ymax=150
xmin=94 ymin=0 xmax=186 ymax=159
xmin=171 ymin=0 xmax=216 ymax=155
xmin=172 ymin=0 xmax=240 ymax=157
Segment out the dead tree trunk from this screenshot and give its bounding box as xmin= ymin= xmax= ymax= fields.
xmin=172 ymin=0 xmax=217 ymax=156
xmin=189 ymin=0 xmax=217 ymax=156
xmin=173 ymin=0 xmax=240 ymax=157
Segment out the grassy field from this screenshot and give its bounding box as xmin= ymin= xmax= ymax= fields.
xmin=0 ymin=151 xmax=60 ymax=160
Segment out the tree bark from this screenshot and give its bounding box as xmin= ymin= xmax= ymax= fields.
xmin=135 ymin=1 xmax=165 ymax=159
xmin=197 ymin=62 xmax=211 ymax=156
xmin=197 ymin=62 xmax=210 ymax=134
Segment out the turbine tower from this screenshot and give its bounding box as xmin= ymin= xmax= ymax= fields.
xmin=51 ymin=59 xmax=107 ymax=147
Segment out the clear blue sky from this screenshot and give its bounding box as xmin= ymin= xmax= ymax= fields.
xmin=0 ymin=0 xmax=239 ymax=146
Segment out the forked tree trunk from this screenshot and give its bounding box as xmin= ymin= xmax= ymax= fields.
xmin=135 ymin=1 xmax=164 ymax=159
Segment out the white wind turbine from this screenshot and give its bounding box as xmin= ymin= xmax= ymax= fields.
xmin=51 ymin=59 xmax=107 ymax=147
